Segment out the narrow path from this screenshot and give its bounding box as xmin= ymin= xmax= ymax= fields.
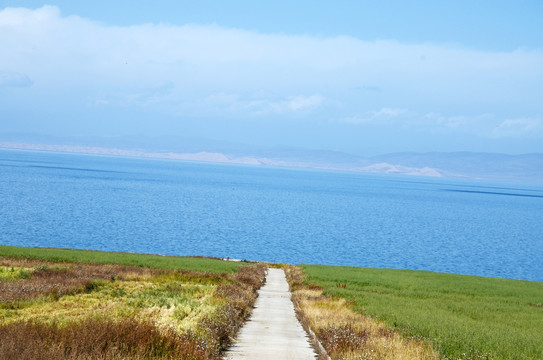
xmin=225 ymin=268 xmax=317 ymax=359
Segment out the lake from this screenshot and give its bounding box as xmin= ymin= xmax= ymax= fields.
xmin=1 ymin=148 xmax=542 ymax=281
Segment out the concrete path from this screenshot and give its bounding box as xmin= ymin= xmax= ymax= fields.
xmin=225 ymin=268 xmax=317 ymax=360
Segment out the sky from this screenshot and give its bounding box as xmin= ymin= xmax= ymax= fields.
xmin=1 ymin=1 xmax=542 ymax=156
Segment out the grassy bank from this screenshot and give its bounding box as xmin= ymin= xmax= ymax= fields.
xmin=4 ymin=245 xmax=541 ymax=359
xmin=286 ymin=266 xmax=439 ymax=360
xmin=0 ymin=246 xmax=266 ymax=359
xmin=300 ymin=265 xmax=543 ymax=360
xmin=0 ymin=245 xmax=243 ymax=273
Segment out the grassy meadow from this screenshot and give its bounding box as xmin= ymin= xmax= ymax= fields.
xmin=299 ymin=265 xmax=543 ymax=360
xmin=0 ymin=246 xmax=266 ymax=359
xmin=3 ymin=245 xmax=542 ymax=360
xmin=286 ymin=265 xmax=440 ymax=360
xmin=0 ymin=245 xmax=243 ymax=273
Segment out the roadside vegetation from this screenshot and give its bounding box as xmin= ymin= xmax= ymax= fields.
xmin=0 ymin=246 xmax=266 ymax=359
xmin=285 ymin=266 xmax=439 ymax=360
xmin=295 ymin=265 xmax=543 ymax=360
xmin=4 ymin=246 xmax=541 ymax=360
xmin=0 ymin=245 xmax=242 ymax=274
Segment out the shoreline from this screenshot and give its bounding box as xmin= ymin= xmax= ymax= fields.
xmin=0 ymin=244 xmax=541 ymax=284
xmin=0 ymin=141 xmax=455 ymax=179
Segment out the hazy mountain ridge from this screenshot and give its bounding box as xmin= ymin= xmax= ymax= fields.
xmin=1 ymin=138 xmax=542 ymax=184
xmin=369 ymin=152 xmax=543 ymax=182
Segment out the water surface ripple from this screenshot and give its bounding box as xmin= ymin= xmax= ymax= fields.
xmin=1 ymin=149 xmax=542 ymax=281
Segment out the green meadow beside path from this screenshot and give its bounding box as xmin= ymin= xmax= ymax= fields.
xmin=0 ymin=245 xmax=244 ymax=273
xmin=3 ymin=245 xmax=542 ymax=359
xmin=301 ymin=265 xmax=543 ymax=360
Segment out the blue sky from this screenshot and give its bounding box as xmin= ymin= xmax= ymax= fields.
xmin=1 ymin=1 xmax=542 ymax=155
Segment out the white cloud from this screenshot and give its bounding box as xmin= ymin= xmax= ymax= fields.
xmin=273 ymin=94 xmax=324 ymax=112
xmin=0 ymin=71 xmax=32 ymax=87
xmin=200 ymin=93 xmax=324 ymax=117
xmin=423 ymin=112 xmax=495 ymax=130
xmin=341 ymin=110 xmax=540 ymax=140
xmin=340 ymin=108 xmax=408 ymax=124
xmin=418 ymin=113 xmax=543 ymax=139
xmin=371 ymin=108 xmax=407 ymax=118
xmin=2 ymin=6 xmax=541 ymax=88
xmin=0 ymin=5 xmax=50 ymax=26
xmin=0 ymin=5 xmax=542 ymax=144
xmin=491 ymin=118 xmax=542 ymax=138
xmin=340 ymin=116 xmax=370 ymax=125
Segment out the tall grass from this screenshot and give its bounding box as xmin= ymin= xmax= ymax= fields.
xmin=286 ymin=265 xmax=438 ymax=360
xmin=0 ymin=267 xmax=31 ymax=281
xmin=0 ymin=317 xmax=208 ymax=360
xmin=199 ymin=264 xmax=267 ymax=353
xmin=301 ymin=265 xmax=543 ymax=360
xmin=0 ymin=257 xmax=160 ymax=304
xmin=0 ymin=248 xmax=267 ymax=360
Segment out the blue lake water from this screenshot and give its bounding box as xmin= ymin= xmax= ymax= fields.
xmin=1 ymin=148 xmax=542 ymax=281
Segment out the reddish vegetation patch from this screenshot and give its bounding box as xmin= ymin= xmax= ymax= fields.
xmin=317 ymin=324 xmax=368 ymax=356
xmin=0 ymin=257 xmax=267 ymax=360
xmin=200 ymin=263 xmax=267 ymax=353
xmin=0 ymin=317 xmax=208 ymax=360
xmin=0 ymin=258 xmax=159 ymax=303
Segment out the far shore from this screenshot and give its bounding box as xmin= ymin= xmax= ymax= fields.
xmin=0 ymin=141 xmax=448 ymax=178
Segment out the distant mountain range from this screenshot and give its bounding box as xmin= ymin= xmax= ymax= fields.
xmin=1 ymin=136 xmax=542 ymax=184
xmin=368 ymin=152 xmax=543 ymax=182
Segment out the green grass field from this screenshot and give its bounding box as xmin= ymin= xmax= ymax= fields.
xmin=0 ymin=245 xmax=245 ymax=274
xmin=301 ymin=265 xmax=543 ymax=360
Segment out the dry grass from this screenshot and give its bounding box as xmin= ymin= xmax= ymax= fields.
xmin=0 ymin=257 xmax=159 ymax=304
xmin=199 ymin=263 xmax=267 ymax=353
xmin=0 ymin=256 xmax=267 ymax=360
xmin=0 ymin=317 xmax=208 ymax=360
xmin=285 ymin=266 xmax=439 ymax=360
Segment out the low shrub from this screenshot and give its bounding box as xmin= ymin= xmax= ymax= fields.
xmin=317 ymin=324 xmax=368 ymax=356
xmin=0 ymin=260 xmax=160 ymax=304
xmin=199 ymin=263 xmax=266 ymax=354
xmin=0 ymin=317 xmax=209 ymax=360
xmin=0 ymin=255 xmax=267 ymax=359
